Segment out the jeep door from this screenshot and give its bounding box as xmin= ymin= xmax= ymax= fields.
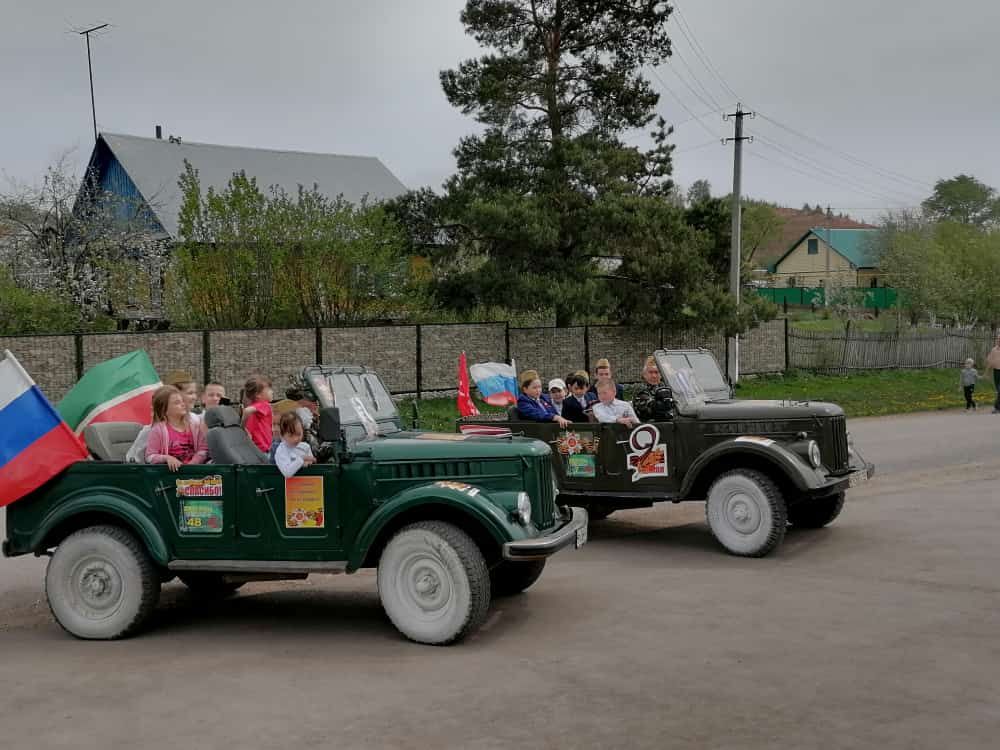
xmin=235 ymin=463 xmax=344 ymax=559
xmin=596 ymin=421 xmax=680 ymax=495
xmin=143 ymin=465 xmax=239 ymax=559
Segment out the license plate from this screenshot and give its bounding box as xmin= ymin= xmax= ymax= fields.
xmin=575 ymin=526 xmax=588 ymax=548
xmin=848 ymin=469 xmax=869 ymax=488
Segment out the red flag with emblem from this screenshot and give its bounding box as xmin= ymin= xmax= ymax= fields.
xmin=457 ymin=352 xmax=479 ymax=417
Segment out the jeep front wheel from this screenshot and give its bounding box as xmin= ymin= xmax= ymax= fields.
xmin=706 ymin=469 xmax=787 ymax=557
xmin=377 ymin=521 xmax=491 ymax=645
xmin=788 ymin=492 xmax=845 ymax=528
xmin=490 ymin=559 xmax=546 ymax=596
xmin=45 ymin=525 xmax=161 ymax=639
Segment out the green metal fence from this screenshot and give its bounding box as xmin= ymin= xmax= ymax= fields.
xmin=757 ymin=287 xmax=899 ymax=309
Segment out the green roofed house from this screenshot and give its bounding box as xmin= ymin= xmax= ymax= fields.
xmin=768 ymin=227 xmax=882 ymax=290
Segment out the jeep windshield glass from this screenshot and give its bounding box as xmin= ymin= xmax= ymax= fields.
xmin=305 ymin=370 xmax=401 ymax=434
xmin=658 ymin=351 xmax=729 ymax=402
xmin=655 ymin=353 xmax=707 ymax=414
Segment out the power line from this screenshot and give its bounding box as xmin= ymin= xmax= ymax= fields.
xmin=667 ymin=44 xmax=723 ymax=111
xmin=647 ymin=66 xmax=724 ymax=141
xmin=673 ymin=138 xmax=721 ymax=155
xmin=754 ymin=134 xmax=925 ymax=204
xmin=756 ymin=112 xmax=932 ymax=192
xmin=670 ymin=2 xmax=740 ymax=103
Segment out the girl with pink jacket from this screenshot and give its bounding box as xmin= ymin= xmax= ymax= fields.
xmin=145 ymin=385 xmax=208 ymax=471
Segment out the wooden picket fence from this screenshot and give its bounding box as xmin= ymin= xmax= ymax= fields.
xmin=788 ymin=325 xmax=996 ymax=373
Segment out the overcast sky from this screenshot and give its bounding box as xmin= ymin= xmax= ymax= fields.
xmin=2 ymin=0 xmax=998 ymax=222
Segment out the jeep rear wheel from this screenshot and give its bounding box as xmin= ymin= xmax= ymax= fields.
xmin=706 ymin=469 xmax=787 ymax=557
xmin=45 ymin=525 xmax=160 ymax=640
xmin=490 ymin=559 xmax=546 ymax=597
xmin=377 ymin=521 xmax=491 ymax=645
xmin=788 ymin=492 xmax=845 ymax=528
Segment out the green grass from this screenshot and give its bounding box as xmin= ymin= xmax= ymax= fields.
xmin=401 ymin=368 xmax=997 ymax=431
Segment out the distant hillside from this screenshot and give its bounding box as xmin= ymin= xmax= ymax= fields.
xmin=751 ymin=206 xmax=874 ymax=268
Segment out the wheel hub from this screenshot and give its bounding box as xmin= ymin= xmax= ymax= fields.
xmin=72 ymin=558 xmax=123 ymax=613
xmin=725 ymin=492 xmax=762 ymax=534
xmin=415 ymin=571 xmax=440 ymax=597
xmin=398 ymin=552 xmax=453 ymax=617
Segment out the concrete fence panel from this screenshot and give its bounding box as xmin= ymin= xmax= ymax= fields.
xmin=509 ymin=326 xmax=587 ymax=383
xmin=420 ymin=323 xmax=507 ymax=392
xmin=587 ymin=326 xmax=660 ymax=384
xmin=82 ymin=332 xmax=203 ymax=388
xmin=0 ymin=335 xmax=77 ymax=400
xmin=209 ymin=328 xmax=315 ymax=399
xmin=323 ymin=325 xmax=418 ymax=393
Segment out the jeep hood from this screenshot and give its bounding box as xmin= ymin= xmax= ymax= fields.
xmin=359 ymin=432 xmax=551 ymax=461
xmin=693 ymin=399 xmax=845 ymax=420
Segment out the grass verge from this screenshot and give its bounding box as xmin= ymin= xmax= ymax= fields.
xmin=400 ymin=368 xmax=997 ymax=432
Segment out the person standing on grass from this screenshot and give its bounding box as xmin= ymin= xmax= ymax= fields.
xmin=987 ymin=335 xmax=1000 ymax=414
xmin=960 ymin=358 xmax=979 ymax=411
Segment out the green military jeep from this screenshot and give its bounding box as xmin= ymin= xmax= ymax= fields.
xmin=460 ymin=349 xmax=873 ymax=558
xmin=2 ymin=365 xmax=587 ymax=645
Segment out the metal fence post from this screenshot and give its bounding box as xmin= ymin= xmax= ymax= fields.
xmin=315 ymin=327 xmax=323 ymax=365
xmin=504 ymin=321 xmax=511 ymax=363
xmin=74 ymin=334 xmax=84 ymax=379
xmin=202 ymin=330 xmax=211 ymax=385
xmin=583 ymin=325 xmax=591 ymax=373
xmin=783 ymin=318 xmax=790 ymax=372
xmin=415 ymin=324 xmax=423 ymax=400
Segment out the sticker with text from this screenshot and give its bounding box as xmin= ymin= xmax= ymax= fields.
xmin=627 ymin=424 xmax=668 ymax=482
xmin=180 ymin=499 xmax=223 ymax=534
xmin=567 ymin=454 xmax=597 ymax=478
xmin=285 ymin=476 xmax=325 ymax=528
xmin=176 ymin=475 xmax=223 ymax=498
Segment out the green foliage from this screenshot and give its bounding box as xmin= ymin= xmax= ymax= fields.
xmin=0 ymin=268 xmax=95 ymax=334
xmin=877 ymin=216 xmax=1000 ymax=327
xmin=434 ymin=0 xmax=677 ymax=326
xmin=169 ymin=163 xmax=423 ymax=328
xmin=921 ymin=174 xmax=1000 ymax=227
xmin=686 ymin=179 xmax=712 ymax=205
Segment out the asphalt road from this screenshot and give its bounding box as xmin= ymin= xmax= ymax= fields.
xmin=1 ymin=409 xmax=998 ymax=750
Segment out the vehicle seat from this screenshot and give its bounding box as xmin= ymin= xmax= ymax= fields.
xmin=508 ymin=406 xmax=521 ymax=421
xmin=83 ymin=422 xmax=143 ymax=462
xmin=205 ymin=406 xmax=267 ymax=465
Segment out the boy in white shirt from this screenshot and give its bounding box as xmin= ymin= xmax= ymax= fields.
xmin=273 ymin=412 xmax=316 ymax=478
xmin=592 ymin=380 xmax=639 ymax=426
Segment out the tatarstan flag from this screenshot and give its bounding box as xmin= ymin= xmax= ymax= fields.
xmin=57 ymin=350 xmax=162 ymax=434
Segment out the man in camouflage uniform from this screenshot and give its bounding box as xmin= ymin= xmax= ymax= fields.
xmin=631 ymin=356 xmax=669 ymax=422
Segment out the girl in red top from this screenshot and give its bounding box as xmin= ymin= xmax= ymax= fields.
xmin=242 ymin=375 xmax=274 ymax=453
xmin=145 ymin=385 xmax=208 ymax=470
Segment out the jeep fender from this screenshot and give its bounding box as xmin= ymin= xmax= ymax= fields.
xmin=349 ymin=483 xmax=524 ymax=571
xmin=29 ymin=488 xmax=171 ymax=566
xmin=680 ymin=438 xmax=822 ymax=498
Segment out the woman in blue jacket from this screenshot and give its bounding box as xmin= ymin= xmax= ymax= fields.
xmin=516 ymin=369 xmax=571 ymax=428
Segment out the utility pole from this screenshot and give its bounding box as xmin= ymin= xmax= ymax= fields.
xmin=78 ymin=24 xmax=109 ymax=143
xmin=723 ymin=103 xmax=754 ymax=385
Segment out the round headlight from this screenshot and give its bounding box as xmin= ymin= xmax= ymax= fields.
xmin=808 ymin=440 xmax=822 ymax=468
xmin=516 ymin=492 xmax=532 ymax=526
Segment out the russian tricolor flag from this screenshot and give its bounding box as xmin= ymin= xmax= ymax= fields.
xmin=469 ymin=361 xmax=518 ymax=407
xmin=0 ymin=350 xmax=89 ymax=507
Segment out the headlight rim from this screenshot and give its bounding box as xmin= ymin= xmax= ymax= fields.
xmin=515 ymin=491 xmax=532 ymax=526
xmin=807 ymin=440 xmax=823 ymax=468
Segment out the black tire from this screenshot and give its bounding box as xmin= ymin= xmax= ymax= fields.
xmin=45 ymin=524 xmax=160 ymax=640
xmin=377 ymin=521 xmax=491 ymax=645
xmin=706 ymin=469 xmax=787 ymax=557
xmin=788 ymin=492 xmax=845 ymax=528
xmin=490 ymin=559 xmax=546 ymax=597
xmin=178 ymin=573 xmax=245 ymax=597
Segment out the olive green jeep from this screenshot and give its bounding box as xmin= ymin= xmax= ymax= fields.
xmin=459 ymin=349 xmax=873 ymax=558
xmin=3 ymin=365 xmax=587 ymax=645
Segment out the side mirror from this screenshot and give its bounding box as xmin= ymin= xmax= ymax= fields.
xmin=317 ymin=407 xmax=342 ymax=443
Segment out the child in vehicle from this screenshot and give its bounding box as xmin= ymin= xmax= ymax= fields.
xmin=166 ymin=370 xmax=201 ymax=426
xmin=201 ymin=382 xmax=227 ymax=409
xmin=273 ymin=412 xmax=316 ymax=478
xmin=145 ymin=385 xmax=208 ymax=470
xmin=592 ymin=380 xmax=639 ymax=426
xmin=242 ymin=375 xmax=275 ymax=452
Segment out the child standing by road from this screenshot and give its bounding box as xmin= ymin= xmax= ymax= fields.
xmin=273 ymin=412 xmax=316 ymax=478
xmin=242 ymin=375 xmax=274 ymax=452
xmin=960 ymin=358 xmax=979 ymax=410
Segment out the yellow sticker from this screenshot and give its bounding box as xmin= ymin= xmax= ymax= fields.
xmin=285 ymin=476 xmax=325 ymax=528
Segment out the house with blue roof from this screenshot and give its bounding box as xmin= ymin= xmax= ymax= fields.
xmin=768 ymin=227 xmax=882 ymax=290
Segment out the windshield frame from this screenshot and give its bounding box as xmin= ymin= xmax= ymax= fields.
xmin=303 ymin=366 xmax=402 ymax=439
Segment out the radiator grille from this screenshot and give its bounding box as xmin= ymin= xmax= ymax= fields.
xmin=827 ymin=416 xmax=850 ymax=472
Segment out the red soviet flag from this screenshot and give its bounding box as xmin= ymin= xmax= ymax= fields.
xmin=456 ymin=352 xmax=479 ymax=417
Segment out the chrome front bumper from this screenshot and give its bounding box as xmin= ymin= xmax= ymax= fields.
xmin=502 ymin=507 xmax=589 ymax=561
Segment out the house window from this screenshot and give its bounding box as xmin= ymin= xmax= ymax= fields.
xmin=787 ymin=276 xmax=797 ymax=288
xmin=869 ymin=277 xmax=878 ymax=288
xmin=807 ymin=238 xmax=819 ymax=255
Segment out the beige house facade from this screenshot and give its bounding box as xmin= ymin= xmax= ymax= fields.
xmin=769 ymin=228 xmax=881 ymax=290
